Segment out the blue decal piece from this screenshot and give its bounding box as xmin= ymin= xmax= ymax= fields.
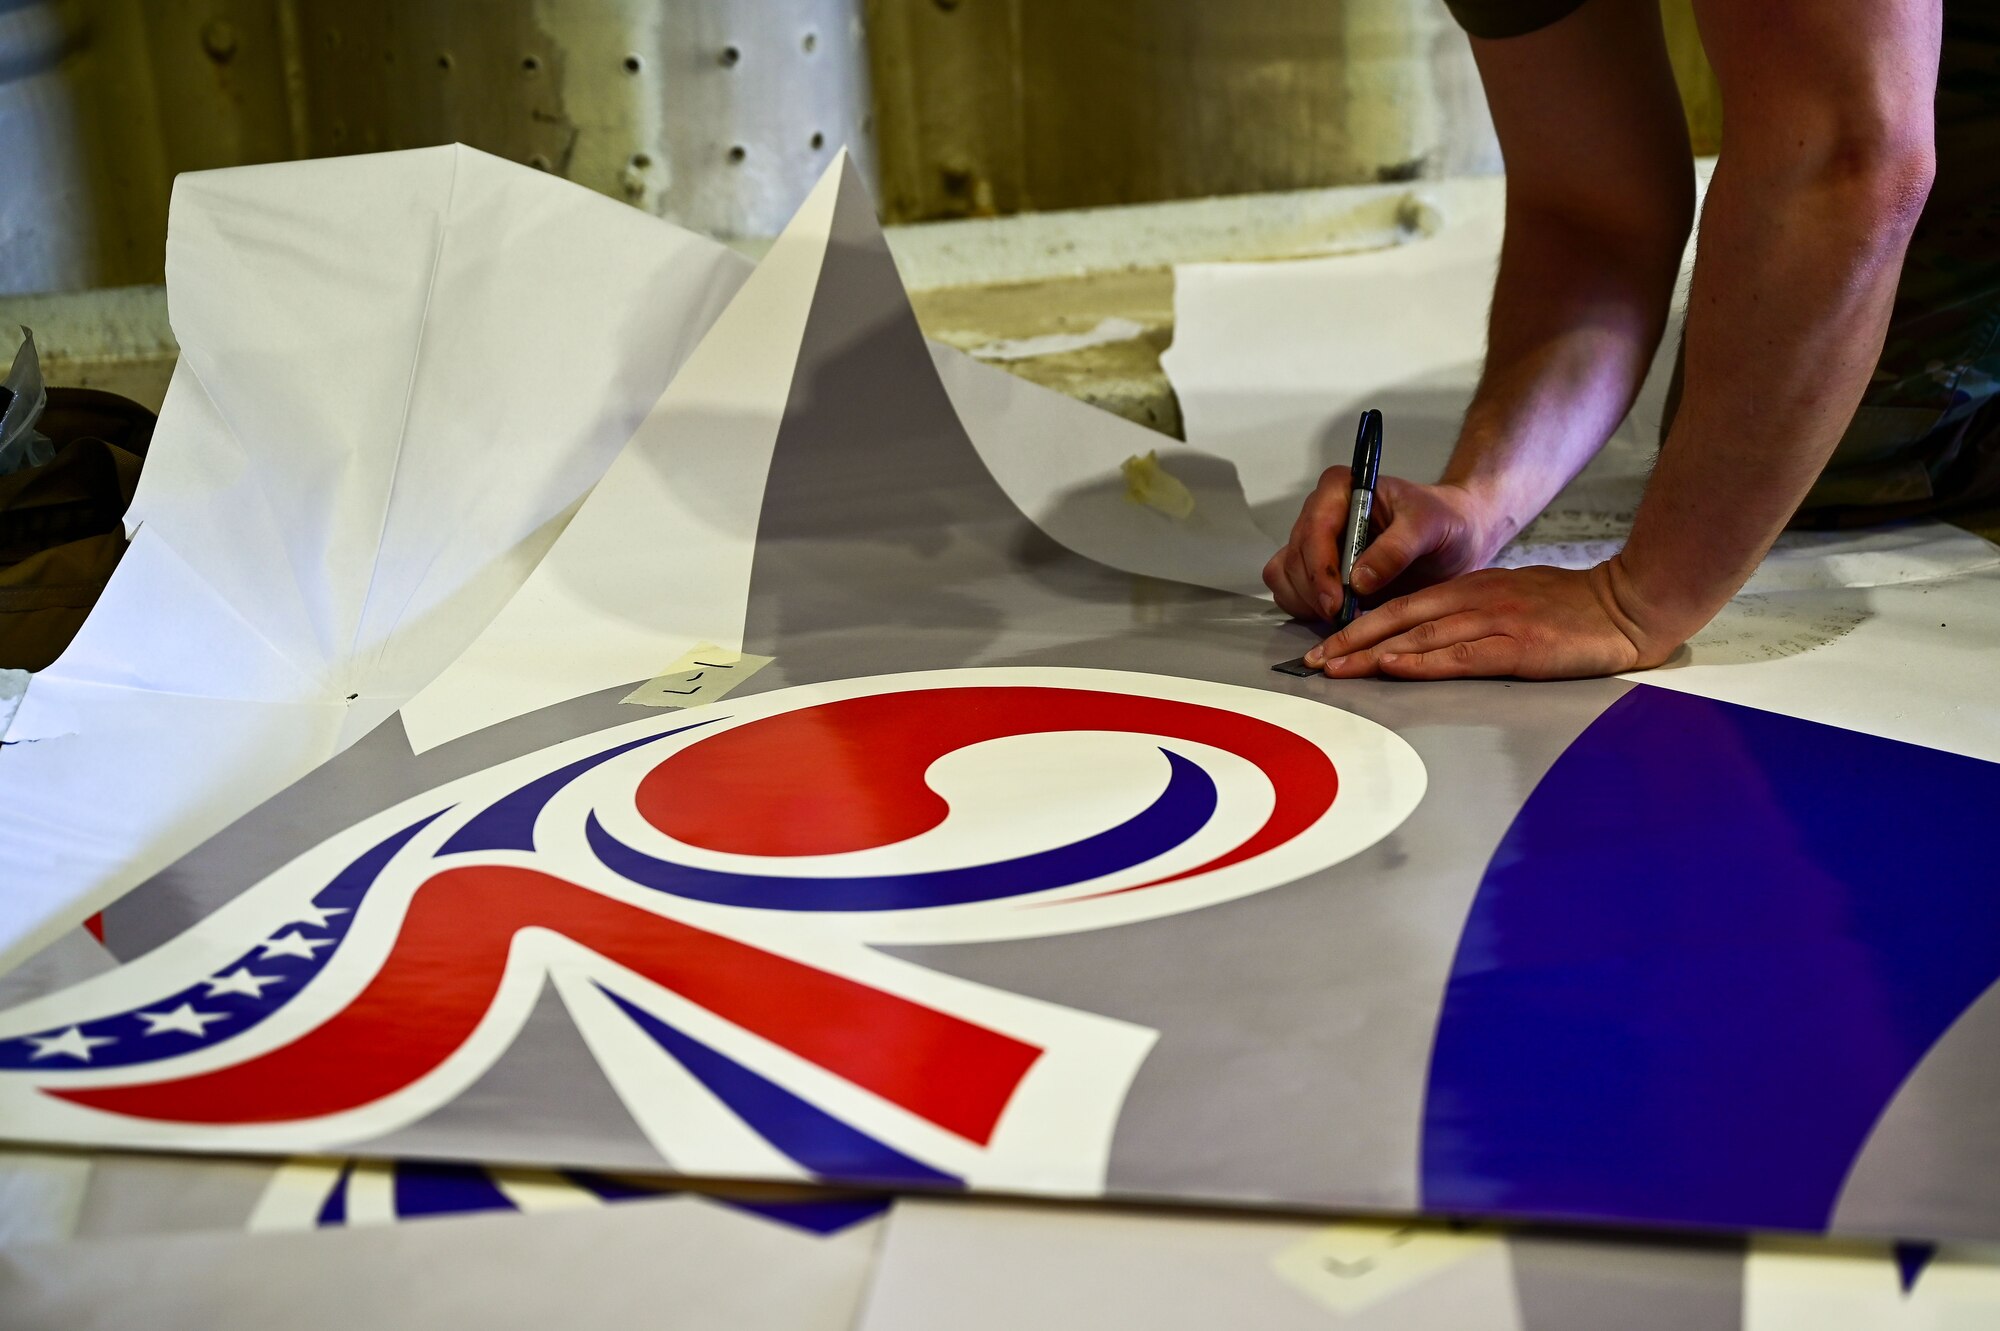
xmin=1895 ymin=1241 xmax=1936 ymax=1294
xmin=2 ymin=809 xmax=446 ymax=1071
xmin=1422 ymin=686 xmax=2000 ymax=1232
xmin=315 ymin=1162 xmax=354 ymax=1227
xmin=437 ymin=723 xmax=715 ymax=857
xmin=390 ymin=1160 xmax=519 ymax=1217
xmin=560 ymin=1169 xmax=677 ymax=1203
xmin=598 ymin=986 xmax=960 ymax=1187
xmin=587 ymin=747 xmax=1217 ymax=911
xmin=714 ymin=1195 xmax=891 ymax=1235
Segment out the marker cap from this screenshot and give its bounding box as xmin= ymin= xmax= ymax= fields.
xmin=1350 ymin=409 xmax=1383 ymax=491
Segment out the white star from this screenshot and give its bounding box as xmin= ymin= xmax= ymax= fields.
xmin=203 ymin=967 xmax=283 ymax=999
xmin=290 ymin=903 xmax=349 ymax=930
xmin=26 ymin=1026 xmax=115 ymax=1062
xmin=257 ymin=930 xmax=336 ymax=961
xmin=136 ymin=1003 xmax=229 ymax=1037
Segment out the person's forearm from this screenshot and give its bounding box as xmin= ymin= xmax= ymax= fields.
xmin=1442 ymin=202 xmax=1687 ymax=552
xmin=1608 ymin=150 xmax=1934 ymax=645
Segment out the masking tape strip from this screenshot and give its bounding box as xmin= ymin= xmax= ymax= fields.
xmin=622 ymin=643 xmax=774 ymax=710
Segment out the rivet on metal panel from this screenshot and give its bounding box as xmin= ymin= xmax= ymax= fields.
xmin=811 ymin=132 xmax=825 ymax=150
xmin=621 ymin=153 xmax=652 ymax=201
xmin=529 ymin=153 xmax=551 ymax=170
xmin=623 ymin=54 xmax=642 ymax=74
xmin=437 ymin=52 xmax=452 ymax=72
xmin=521 ymin=54 xmax=542 ymax=75
xmin=802 ymin=31 xmax=818 ymax=54
xmin=719 ymin=45 xmax=740 ymax=68
xmin=728 ymin=145 xmax=747 ymax=165
xmin=200 ymin=20 xmax=236 ymax=63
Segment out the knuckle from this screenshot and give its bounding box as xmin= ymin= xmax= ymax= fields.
xmin=1448 ymin=641 xmax=1478 ymax=665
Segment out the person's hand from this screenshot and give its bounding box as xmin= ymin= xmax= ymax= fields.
xmin=1301 ymin=560 xmax=1685 ymax=681
xmin=1263 ymin=469 xmax=1503 ymax=623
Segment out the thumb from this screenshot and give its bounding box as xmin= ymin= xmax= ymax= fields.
xmin=1349 ymin=509 xmax=1436 ymax=595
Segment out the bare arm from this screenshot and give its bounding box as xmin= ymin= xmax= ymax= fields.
xmin=1443 ymin=0 xmax=1695 ymax=549
xmin=1305 ymin=0 xmax=1940 ymax=680
xmin=1607 ymin=0 xmax=1940 ymax=643
xmin=1267 ymin=1 xmax=1693 ymax=617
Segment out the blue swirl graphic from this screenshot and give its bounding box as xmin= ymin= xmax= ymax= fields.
xmin=586 ymin=748 xmax=1219 ymax=911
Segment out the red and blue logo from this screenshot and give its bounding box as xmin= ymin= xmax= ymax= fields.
xmin=0 ymin=668 xmax=1425 ymax=1191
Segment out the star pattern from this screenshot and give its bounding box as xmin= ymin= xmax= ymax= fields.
xmin=26 ymin=1026 xmax=116 ymax=1062
xmin=203 ymin=967 xmax=284 ymax=999
xmin=0 ymin=810 xmax=447 ymax=1075
xmin=259 ymin=930 xmax=337 ymax=961
xmin=136 ymin=1003 xmax=230 ymax=1037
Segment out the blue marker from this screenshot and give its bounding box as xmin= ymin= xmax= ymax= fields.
xmin=1335 ymin=409 xmax=1383 ymax=631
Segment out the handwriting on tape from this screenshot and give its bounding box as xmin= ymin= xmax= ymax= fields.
xmin=622 ymin=643 xmax=775 ymax=710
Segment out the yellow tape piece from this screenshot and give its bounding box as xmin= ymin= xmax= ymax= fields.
xmin=622 ymin=643 xmax=774 ymax=709
xmin=1121 ymin=450 xmax=1197 ymax=520
xmin=1268 ymin=1221 xmax=1503 ymax=1316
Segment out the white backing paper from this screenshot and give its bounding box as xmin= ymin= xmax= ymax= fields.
xmin=0 ymin=146 xmax=747 ymax=965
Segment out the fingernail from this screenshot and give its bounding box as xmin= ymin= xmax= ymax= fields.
xmin=1378 ymin=653 xmax=1400 ymax=666
xmin=1303 ymin=646 xmax=1324 ymax=667
xmin=1322 ymin=655 xmax=1346 ymax=673
xmin=1319 ymin=593 xmax=1338 ymax=620
xmin=1351 ymin=567 xmax=1377 ymax=594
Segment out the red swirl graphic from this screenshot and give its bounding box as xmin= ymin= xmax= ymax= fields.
xmin=639 ymin=686 xmax=1338 ymax=891
xmin=55 ymin=867 xmax=1040 ymax=1141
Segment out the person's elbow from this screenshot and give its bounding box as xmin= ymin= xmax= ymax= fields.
xmin=1761 ymin=97 xmax=1936 ymax=251
xmin=1828 ymin=129 xmax=1935 ymax=244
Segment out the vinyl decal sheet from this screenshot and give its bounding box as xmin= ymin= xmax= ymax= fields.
xmin=2 ymin=154 xmax=1998 ymax=1246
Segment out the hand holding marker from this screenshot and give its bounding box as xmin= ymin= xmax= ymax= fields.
xmin=1271 ymin=409 xmax=1382 ymax=677
xmin=1335 ymin=409 xmax=1383 ymax=630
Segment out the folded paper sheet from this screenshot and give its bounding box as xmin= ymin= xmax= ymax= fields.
xmin=2 ymin=153 xmax=1998 ymax=1253
xmin=0 ymin=146 xmax=748 ymax=965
